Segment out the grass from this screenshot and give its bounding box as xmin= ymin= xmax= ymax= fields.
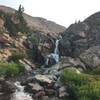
xmin=60 ymin=68 xmax=100 ymax=100
xmin=0 ymin=62 xmax=25 ymax=77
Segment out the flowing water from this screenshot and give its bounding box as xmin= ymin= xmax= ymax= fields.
xmin=45 ymin=35 xmax=62 ymax=65
xmin=11 ymin=36 xmax=62 ymax=100
xmin=11 ymin=81 xmax=33 ymax=100
xmin=54 ymin=39 xmax=60 ymax=54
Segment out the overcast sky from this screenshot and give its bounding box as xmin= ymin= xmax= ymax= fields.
xmin=0 ymin=0 xmax=100 ymax=27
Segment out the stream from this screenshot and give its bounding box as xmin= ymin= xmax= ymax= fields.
xmin=11 ymin=82 xmax=33 ymax=100
xmin=11 ymin=36 xmax=63 ymax=100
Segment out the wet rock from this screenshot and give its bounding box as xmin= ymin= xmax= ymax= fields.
xmin=35 ymin=74 xmax=53 ymax=84
xmin=21 ymin=77 xmax=35 ymax=85
xmin=45 ymin=53 xmax=59 ymax=67
xmin=35 ymin=90 xmax=45 ymax=97
xmin=44 ymin=63 xmax=61 ymax=76
xmin=45 ymin=89 xmax=56 ymax=96
xmin=59 ymin=86 xmax=68 ymax=98
xmin=54 ymin=78 xmax=63 ymax=89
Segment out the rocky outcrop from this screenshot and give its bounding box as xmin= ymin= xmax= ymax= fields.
xmin=59 ymin=22 xmax=90 ymax=57
xmin=59 ymin=11 xmax=100 ymax=59
xmin=80 ymin=46 xmax=100 ymax=68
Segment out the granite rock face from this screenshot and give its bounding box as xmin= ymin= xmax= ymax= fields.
xmin=59 ymin=12 xmax=100 ymax=58
xmin=80 ymin=46 xmax=100 ymax=68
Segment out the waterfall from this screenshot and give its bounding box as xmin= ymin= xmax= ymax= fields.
xmin=54 ymin=39 xmax=60 ymax=54
xmin=11 ymin=81 xmax=33 ymax=100
xmin=45 ymin=35 xmax=62 ymax=65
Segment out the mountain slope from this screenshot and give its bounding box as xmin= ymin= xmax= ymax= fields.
xmin=61 ymin=12 xmax=100 ymax=56
xmin=0 ymin=5 xmax=66 ymax=35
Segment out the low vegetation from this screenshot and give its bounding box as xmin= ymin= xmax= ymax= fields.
xmin=8 ymin=50 xmax=25 ymax=62
xmin=28 ymin=35 xmax=39 ymax=45
xmin=0 ymin=62 xmax=24 ymax=77
xmin=60 ymin=68 xmax=100 ymax=100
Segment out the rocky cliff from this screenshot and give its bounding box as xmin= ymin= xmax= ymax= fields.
xmin=59 ymin=11 xmax=100 ymax=68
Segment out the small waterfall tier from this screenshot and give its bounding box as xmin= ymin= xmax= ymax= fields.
xmin=45 ymin=35 xmax=62 ymax=65
xmin=11 ymin=81 xmax=33 ymax=100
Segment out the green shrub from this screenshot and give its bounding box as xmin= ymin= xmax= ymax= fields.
xmin=29 ymin=36 xmax=39 ymax=45
xmin=0 ymin=62 xmax=24 ymax=76
xmin=60 ymin=68 xmax=100 ymax=100
xmin=76 ymin=81 xmax=100 ymax=100
xmin=9 ymin=51 xmax=25 ymax=62
xmin=85 ymin=67 xmax=100 ymax=75
xmin=5 ymin=14 xmax=18 ymax=36
xmin=60 ymin=68 xmax=89 ymax=85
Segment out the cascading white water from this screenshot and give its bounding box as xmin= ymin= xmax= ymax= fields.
xmin=11 ymin=81 xmax=33 ymax=100
xmin=54 ymin=39 xmax=60 ymax=54
xmin=45 ymin=35 xmax=62 ymax=65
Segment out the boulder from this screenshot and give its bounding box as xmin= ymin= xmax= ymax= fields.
xmin=45 ymin=54 xmax=57 ymax=67
xmin=80 ymin=46 xmax=100 ymax=68
xmin=28 ymin=83 xmax=44 ymax=92
xmin=45 ymin=89 xmax=56 ymax=96
xmin=60 ymin=57 xmax=86 ymax=70
xmin=35 ymin=74 xmax=53 ymax=84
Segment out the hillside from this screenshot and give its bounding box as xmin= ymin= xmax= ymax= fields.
xmin=59 ymin=11 xmax=100 ymax=68
xmin=0 ymin=5 xmax=66 ymax=36
xmin=0 ymin=5 xmax=100 ymax=100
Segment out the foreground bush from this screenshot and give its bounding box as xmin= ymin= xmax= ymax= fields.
xmin=60 ymin=68 xmax=100 ymax=100
xmin=0 ymin=62 xmax=24 ymax=76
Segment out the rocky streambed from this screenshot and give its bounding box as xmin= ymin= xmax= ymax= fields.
xmin=0 ymin=55 xmax=86 ymax=100
xmin=11 ymin=63 xmax=68 ymax=100
xmin=0 ymin=65 xmax=66 ymax=100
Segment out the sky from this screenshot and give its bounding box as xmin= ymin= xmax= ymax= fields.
xmin=0 ymin=0 xmax=100 ymax=28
